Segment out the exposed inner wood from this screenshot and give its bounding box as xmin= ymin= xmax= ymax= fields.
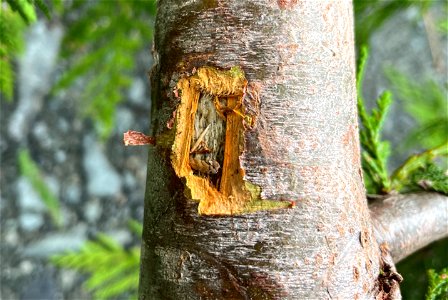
xmin=172 ymin=68 xmax=244 ymax=215
xmin=172 ymin=66 xmax=290 ymax=215
xmin=191 ymin=94 xmax=225 ymax=179
xmin=220 ymin=96 xmax=248 ymax=199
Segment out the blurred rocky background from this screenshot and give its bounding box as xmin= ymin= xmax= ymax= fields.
xmin=0 ymin=1 xmax=446 ymax=299
xmin=1 ymin=1 xmax=154 ymax=298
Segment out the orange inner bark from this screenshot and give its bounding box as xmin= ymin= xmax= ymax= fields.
xmin=172 ymin=73 xmax=249 ymax=215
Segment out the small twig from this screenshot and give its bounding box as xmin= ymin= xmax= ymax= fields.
xmin=370 ymin=192 xmax=448 ymax=263
xmin=190 ymin=124 xmax=211 ymax=153
xmin=123 ymin=130 xmax=156 ymax=146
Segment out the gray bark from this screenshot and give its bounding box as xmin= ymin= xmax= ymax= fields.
xmin=370 ymin=192 xmax=448 ymax=263
xmin=140 ymin=1 xmax=401 ymax=299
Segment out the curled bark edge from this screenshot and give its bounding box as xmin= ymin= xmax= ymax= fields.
xmin=369 ymin=192 xmax=448 ymax=263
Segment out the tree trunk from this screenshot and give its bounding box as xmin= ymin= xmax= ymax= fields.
xmin=139 ymin=1 xmax=400 ymax=299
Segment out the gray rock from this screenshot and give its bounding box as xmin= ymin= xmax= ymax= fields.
xmin=0 ymin=194 xmax=5 ymax=212
xmin=32 ymin=121 xmax=53 ymax=149
xmin=0 ymin=287 xmax=16 ymax=300
xmin=123 ymin=171 xmax=137 ymax=189
xmin=115 ymin=107 xmax=134 ymax=135
xmin=17 ymin=177 xmax=46 ymax=212
xmin=8 ymin=21 xmax=64 ymax=142
xmin=22 ymin=224 xmax=87 ymax=258
xmin=57 ymin=118 xmax=70 ymax=134
xmin=128 ymin=78 xmax=146 ymax=106
xmin=83 ymin=135 xmax=122 ymax=197
xmin=63 ymin=181 xmax=81 ymax=205
xmin=45 ymin=176 xmax=60 ymax=198
xmin=84 ymin=198 xmax=102 ymax=223
xmin=20 ymin=266 xmax=62 ymax=300
xmin=58 ymin=207 xmax=74 ymax=228
xmin=19 ymin=213 xmax=44 ymax=232
xmin=60 ymin=269 xmax=78 ymax=291
xmin=17 ymin=176 xmax=61 ymax=229
xmin=0 ymin=133 xmax=6 ymax=154
xmin=54 ymin=149 xmax=67 ymax=163
xmin=3 ymin=221 xmax=19 ymax=246
xmin=104 ymin=228 xmax=132 ymax=246
xmin=19 ymin=260 xmax=35 ymax=275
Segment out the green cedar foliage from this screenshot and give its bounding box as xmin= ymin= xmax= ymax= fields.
xmin=51 ymin=222 xmax=142 ymax=299
xmin=397 ymin=238 xmax=448 ymax=300
xmin=0 ymin=0 xmax=62 ymax=101
xmin=357 ymin=46 xmax=393 ymax=193
xmin=391 ymin=143 xmax=448 ymax=193
xmin=0 ymin=2 xmax=28 ymax=101
xmin=53 ymin=0 xmax=156 ymax=139
xmin=18 ymin=148 xmax=62 ymax=227
xmin=357 ymin=46 xmax=447 ymax=195
xmin=394 ymin=146 xmax=447 ymax=195
xmin=438 ymin=15 xmax=448 ymax=33
xmin=127 ymin=218 xmax=143 ymax=237
xmin=353 ymin=0 xmax=435 ymax=47
xmin=407 ymin=162 xmax=448 ymax=195
xmin=3 ymin=0 xmax=38 ymax=24
xmin=426 ymin=268 xmax=448 ymax=300
xmin=437 ymin=2 xmax=448 ymax=34
xmin=385 ymin=68 xmax=448 ymax=150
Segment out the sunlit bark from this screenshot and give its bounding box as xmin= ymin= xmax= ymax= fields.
xmin=139 ymin=1 xmax=405 ymax=299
